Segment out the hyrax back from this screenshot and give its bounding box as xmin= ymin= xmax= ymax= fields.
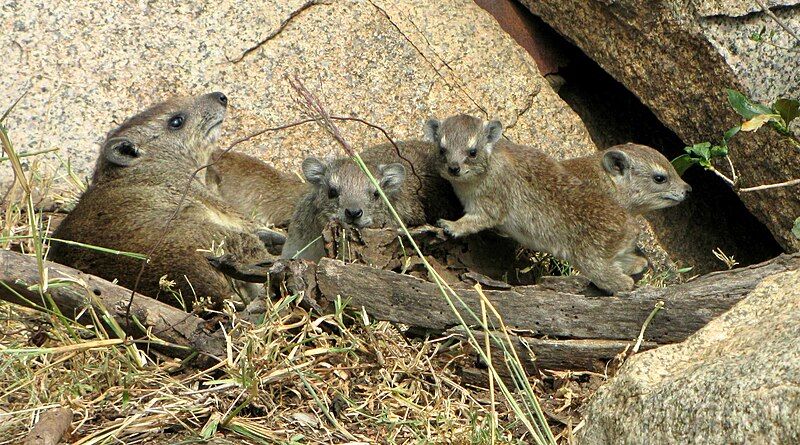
xmin=50 ymin=93 xmax=273 ymax=309
xmin=281 ymin=140 xmax=462 ymax=261
xmin=206 ymin=150 xmax=306 ymax=228
xmin=425 ymin=114 xmax=642 ymax=293
xmin=561 ymin=143 xmax=691 ymax=215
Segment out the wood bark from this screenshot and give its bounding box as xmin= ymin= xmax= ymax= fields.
xmin=315 ymin=253 xmax=800 ymax=343
xmin=0 ymin=250 xmax=225 ymax=360
xmin=22 ymin=407 xmax=72 ymax=445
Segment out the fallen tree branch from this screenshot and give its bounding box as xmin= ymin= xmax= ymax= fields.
xmin=0 ymin=250 xmax=226 ymax=361
xmin=314 ymin=253 xmax=800 ymax=343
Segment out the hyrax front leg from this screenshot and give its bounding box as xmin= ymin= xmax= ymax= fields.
xmin=437 ymin=211 xmax=496 ymax=238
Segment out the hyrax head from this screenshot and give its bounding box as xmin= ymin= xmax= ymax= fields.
xmin=602 ymin=143 xmax=692 ymax=213
xmin=424 ymin=114 xmax=502 ymax=182
xmin=301 ymin=156 xmax=406 ymax=229
xmin=94 ymin=92 xmax=229 ymax=180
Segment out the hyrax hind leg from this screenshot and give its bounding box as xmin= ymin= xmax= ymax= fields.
xmin=572 ymin=255 xmax=635 ymax=295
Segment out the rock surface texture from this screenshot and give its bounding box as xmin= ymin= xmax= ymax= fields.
xmin=578 ymin=268 xmax=800 ymax=444
xmin=0 ymin=0 xmax=593 ymax=190
xmin=520 ymin=0 xmax=800 ymax=251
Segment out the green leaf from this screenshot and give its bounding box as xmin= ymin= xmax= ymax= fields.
xmin=723 ymin=126 xmax=740 ymax=144
xmin=685 ymin=142 xmax=711 ymax=161
xmin=671 ymin=154 xmax=699 ymax=175
xmin=709 ymin=144 xmax=728 ymax=158
xmin=726 ymin=89 xmax=772 ymax=119
xmin=793 ymin=217 xmax=800 ymax=240
xmin=773 ymin=98 xmax=800 ymax=126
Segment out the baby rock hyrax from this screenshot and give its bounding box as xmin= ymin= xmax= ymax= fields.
xmin=561 ymin=143 xmax=691 ymax=215
xmin=206 ymin=150 xmax=306 ymax=228
xmin=424 ymin=114 xmax=645 ymax=293
xmin=50 ymin=93 xmax=275 ymax=309
xmin=281 ymin=140 xmax=461 ymax=260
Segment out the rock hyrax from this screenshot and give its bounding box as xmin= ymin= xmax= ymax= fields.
xmin=561 ymin=143 xmax=691 ymax=215
xmin=425 ymin=114 xmax=644 ymax=293
xmin=281 ymin=140 xmax=462 ymax=261
xmin=49 ymin=93 xmax=274 ymax=309
xmin=206 ymin=150 xmax=306 ymax=228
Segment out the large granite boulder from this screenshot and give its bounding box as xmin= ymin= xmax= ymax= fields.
xmin=578 ymin=267 xmax=800 ymax=444
xmin=0 ymin=0 xmax=593 ymax=192
xmin=520 ymin=0 xmax=800 ymax=251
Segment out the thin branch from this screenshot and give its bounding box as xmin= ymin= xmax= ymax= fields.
xmin=724 ymin=155 xmax=738 ymax=184
xmin=754 ymin=0 xmax=800 ymax=46
xmin=633 ymin=301 xmax=664 ymax=353
xmin=740 ymin=178 xmax=800 ymax=192
xmin=708 ymin=166 xmax=736 ymax=187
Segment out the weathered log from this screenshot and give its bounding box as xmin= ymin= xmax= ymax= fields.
xmin=22 ymin=407 xmax=72 ymax=445
xmin=0 ymin=250 xmax=226 ymax=360
xmin=449 ymin=328 xmax=656 ymax=374
xmin=315 ymin=253 xmax=800 ymax=343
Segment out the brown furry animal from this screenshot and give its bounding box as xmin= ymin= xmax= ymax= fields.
xmin=281 ymin=140 xmax=461 ymax=260
xmin=49 ymin=93 xmax=274 ymax=309
xmin=561 ymin=143 xmax=691 ymax=215
xmin=425 ymin=114 xmax=644 ymax=293
xmin=206 ymin=150 xmax=306 ymax=228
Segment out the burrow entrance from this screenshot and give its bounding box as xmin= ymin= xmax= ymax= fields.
xmin=476 ymin=0 xmax=781 ymax=273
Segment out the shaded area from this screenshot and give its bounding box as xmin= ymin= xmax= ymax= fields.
xmin=476 ymin=0 xmax=781 ymax=272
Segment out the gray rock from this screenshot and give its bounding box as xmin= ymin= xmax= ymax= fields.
xmin=578 ymin=269 xmax=800 ymax=444
xmin=520 ymin=0 xmax=800 ymax=251
xmin=0 ymin=0 xmax=593 ymax=193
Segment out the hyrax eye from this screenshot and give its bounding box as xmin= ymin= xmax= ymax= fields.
xmin=653 ymin=174 xmax=667 ymax=184
xmin=468 ymin=148 xmax=478 ymax=158
xmin=373 ymin=190 xmax=380 ymax=200
xmin=168 ymin=114 xmax=185 ymax=129
xmin=328 ymin=187 xmax=339 ymax=199
xmin=439 ymin=146 xmax=446 ymax=156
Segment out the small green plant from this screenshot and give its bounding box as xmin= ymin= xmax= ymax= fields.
xmin=793 ymin=217 xmax=800 ymax=239
xmin=672 ymin=89 xmax=799 ymax=178
xmin=672 ymin=89 xmax=800 ymax=237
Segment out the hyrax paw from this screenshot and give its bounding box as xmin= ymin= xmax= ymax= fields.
xmin=256 ymin=229 xmax=286 ymax=255
xmin=436 ymin=219 xmax=460 ymax=238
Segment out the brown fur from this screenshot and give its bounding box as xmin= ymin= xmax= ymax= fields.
xmin=561 ymin=143 xmax=691 ymax=215
xmin=206 ymin=150 xmax=306 ymax=228
xmin=281 ymin=140 xmax=462 ymax=260
xmin=425 ymin=114 xmax=643 ymax=293
xmin=49 ymin=93 xmax=273 ymax=309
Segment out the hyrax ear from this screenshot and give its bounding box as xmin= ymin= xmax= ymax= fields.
xmin=301 ymin=157 xmax=327 ymax=185
xmin=103 ymin=138 xmax=141 ymax=167
xmin=378 ymin=163 xmax=406 ymax=194
xmin=484 ymin=120 xmax=503 ymax=145
xmin=602 ymin=150 xmax=631 ymax=177
xmin=423 ymin=119 xmax=440 ymax=143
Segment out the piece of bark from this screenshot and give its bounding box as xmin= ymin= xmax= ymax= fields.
xmin=315 ymin=253 xmax=800 ymax=343
xmin=22 ymin=407 xmax=72 ymax=445
xmin=450 ymin=328 xmax=655 ymax=374
xmin=0 ymin=250 xmax=225 ymax=360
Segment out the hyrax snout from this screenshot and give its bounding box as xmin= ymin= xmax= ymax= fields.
xmin=425 ymin=114 xmax=644 ymax=294
xmin=50 ymin=92 xmax=275 ymax=310
xmin=562 ymin=143 xmax=691 ymax=215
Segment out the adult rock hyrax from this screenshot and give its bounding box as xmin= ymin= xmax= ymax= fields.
xmin=424 ymin=114 xmax=645 ymax=293
xmin=281 ymin=140 xmax=462 ymax=261
xmin=206 ymin=150 xmax=306 ymax=228
xmin=49 ymin=92 xmax=275 ymax=309
xmin=561 ymin=143 xmax=691 ymax=215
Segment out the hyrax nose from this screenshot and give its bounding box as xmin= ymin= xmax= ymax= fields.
xmin=211 ymin=92 xmax=228 ymax=107
xmin=448 ymin=165 xmax=461 ymax=176
xmin=345 ymin=208 xmax=363 ymax=220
